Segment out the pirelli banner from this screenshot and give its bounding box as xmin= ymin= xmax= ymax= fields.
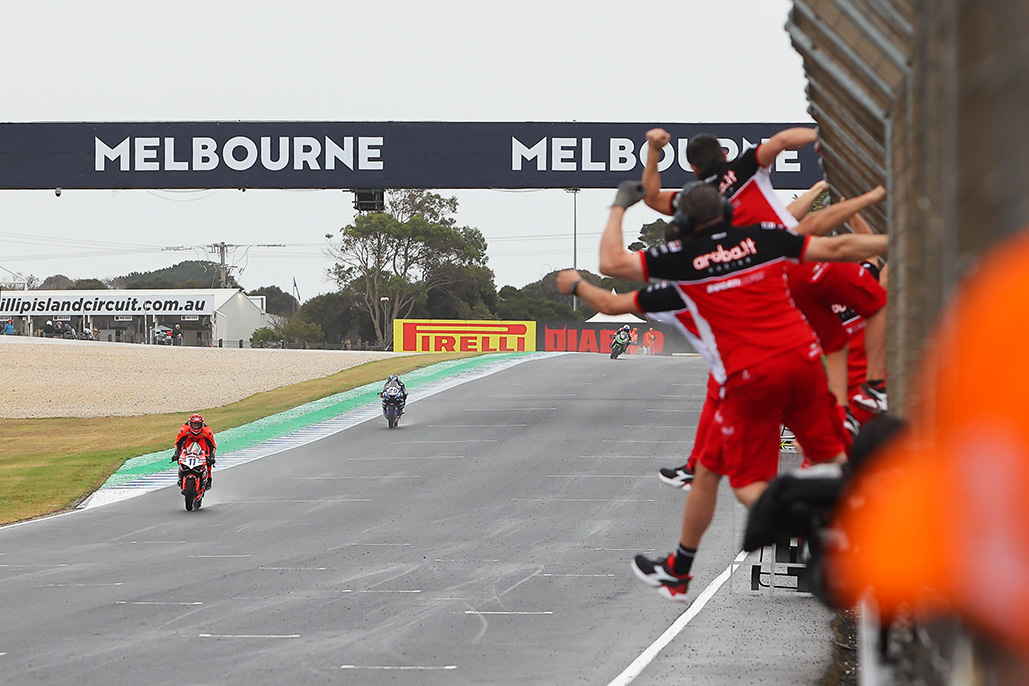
xmin=394 ymin=320 xmax=537 ymax=353
xmin=0 ymin=121 xmax=819 ymax=190
xmin=393 ymin=319 xmax=694 ymax=356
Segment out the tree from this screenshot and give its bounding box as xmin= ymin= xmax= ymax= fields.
xmin=248 ymin=285 xmax=299 ymax=317
xmin=627 ymin=218 xmax=670 ymax=251
xmin=326 ymin=189 xmax=490 ymax=348
xmin=420 ymin=264 xmax=497 ymax=319
xmin=250 ymin=327 xmax=283 ymax=348
xmin=39 ymin=274 xmax=74 ymax=290
xmin=279 ymin=320 xmax=324 ymax=348
xmin=72 ymin=278 xmax=107 ymax=289
xmin=295 ymin=291 xmax=375 ymax=347
xmin=496 ymin=286 xmax=579 ymax=321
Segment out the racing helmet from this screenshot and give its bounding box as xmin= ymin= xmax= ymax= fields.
xmin=387 ymin=374 xmax=399 ymax=383
xmin=621 ymin=324 xmax=631 ymax=332
xmin=188 ymin=413 xmax=204 ymax=435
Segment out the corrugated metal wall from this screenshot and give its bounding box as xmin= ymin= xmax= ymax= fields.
xmin=790 ymin=0 xmax=1029 ymax=413
xmin=789 ymin=1 xmax=1029 ymax=679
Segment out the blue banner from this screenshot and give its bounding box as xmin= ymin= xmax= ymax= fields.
xmin=0 ymin=121 xmax=820 ymax=190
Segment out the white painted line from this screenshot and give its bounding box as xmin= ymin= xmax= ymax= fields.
xmin=645 ymin=408 xmax=700 ymax=413
xmin=603 ymin=440 xmax=680 ymax=444
xmin=122 ymin=540 xmax=187 ymax=544
xmin=607 ymin=550 xmax=747 ymax=686
xmin=340 ymin=589 xmax=422 ymax=593
xmin=0 ymin=652 xmax=6 ymax=657
xmin=622 ymin=425 xmax=697 ymax=430
xmin=188 ymin=555 xmax=251 ymax=559
xmin=117 ymin=601 xmax=203 ymax=606
xmin=426 ymin=424 xmax=527 ymax=428
xmin=489 ymin=394 xmax=576 ymax=398
xmin=0 ymin=563 xmax=69 ymax=568
xmin=546 ymin=475 xmax=650 ymax=478
xmin=199 ymin=633 xmax=299 ymax=639
xmin=347 ymin=455 xmax=464 ymax=460
xmin=234 ymin=499 xmax=371 ymax=503
xmin=258 ymin=567 xmax=328 ymax=571
xmin=350 ymin=543 xmax=410 ymax=546
xmin=580 ymin=455 xmax=672 ymax=460
xmin=341 ymin=665 xmax=456 ymax=671
xmin=291 ymin=476 xmax=420 ymax=480
xmin=464 ymin=611 xmax=553 ymax=615
xmin=46 ymin=582 xmax=124 ymax=587
xmin=389 ymin=440 xmax=496 ymax=444
xmin=463 ymin=407 xmax=557 ymax=411
xmin=511 ymin=498 xmax=654 ymax=503
xmin=432 ymin=559 xmax=500 ymax=563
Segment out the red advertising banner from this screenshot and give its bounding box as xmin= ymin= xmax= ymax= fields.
xmin=539 ymin=322 xmax=693 ymax=356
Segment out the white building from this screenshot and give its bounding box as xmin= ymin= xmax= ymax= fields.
xmin=0 ymin=288 xmax=280 ymax=347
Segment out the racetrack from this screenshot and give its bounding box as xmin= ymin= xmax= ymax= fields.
xmin=0 ymin=353 xmax=834 ymax=685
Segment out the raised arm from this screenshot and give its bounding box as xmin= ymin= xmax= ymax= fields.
xmin=556 ymin=270 xmax=643 ymax=315
xmin=786 ymin=180 xmax=829 ymax=220
xmin=804 ymin=233 xmax=888 ymax=263
xmin=755 ymin=127 xmax=818 ymax=168
xmin=642 ymin=128 xmax=678 ymax=216
xmin=794 ymin=186 xmax=886 ymax=237
xmin=598 ymin=182 xmax=648 ymax=281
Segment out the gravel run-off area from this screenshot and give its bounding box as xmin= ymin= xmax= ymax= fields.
xmin=0 ymin=337 xmax=408 ymax=419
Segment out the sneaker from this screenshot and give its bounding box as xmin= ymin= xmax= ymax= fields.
xmin=631 ymin=553 xmax=692 ymax=602
xmin=843 ymin=408 xmax=860 ymax=438
xmin=658 ymin=464 xmax=695 ymax=491
xmin=852 ymin=382 xmax=888 ymax=414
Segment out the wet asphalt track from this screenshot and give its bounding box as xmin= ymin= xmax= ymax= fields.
xmin=0 ymin=353 xmax=834 ymax=685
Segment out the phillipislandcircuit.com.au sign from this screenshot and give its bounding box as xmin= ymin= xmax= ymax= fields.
xmin=0 ymin=291 xmax=214 ymax=317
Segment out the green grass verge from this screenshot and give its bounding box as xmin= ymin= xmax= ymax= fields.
xmin=0 ymin=352 xmax=483 ymax=525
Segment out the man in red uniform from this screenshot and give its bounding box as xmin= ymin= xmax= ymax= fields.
xmin=643 ymin=128 xmax=888 ymax=414
xmin=596 ymin=179 xmax=887 ymax=601
xmin=172 ymin=413 xmax=217 ymax=489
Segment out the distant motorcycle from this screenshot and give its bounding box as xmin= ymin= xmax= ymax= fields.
xmin=381 ymin=385 xmax=405 ymax=429
xmin=610 ymin=330 xmax=631 ymax=359
xmin=176 ymin=441 xmax=210 ymax=511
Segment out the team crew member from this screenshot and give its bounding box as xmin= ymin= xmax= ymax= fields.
xmin=598 ymin=180 xmax=888 ymax=601
xmin=642 ymin=128 xmax=890 ymax=413
xmin=172 ymin=413 xmax=217 ymax=489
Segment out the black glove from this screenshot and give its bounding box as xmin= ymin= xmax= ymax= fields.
xmin=171 ymin=455 xmax=179 ymax=463
xmin=613 ymin=180 xmax=646 ymax=209
xmin=208 ymin=456 xmax=216 ymax=467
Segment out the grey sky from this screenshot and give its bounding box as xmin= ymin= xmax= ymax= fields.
xmin=1 ymin=0 xmax=810 ymax=300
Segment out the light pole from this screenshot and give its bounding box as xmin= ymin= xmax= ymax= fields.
xmin=380 ymin=296 xmax=390 ymax=350
xmin=565 ymin=188 xmax=580 ymax=310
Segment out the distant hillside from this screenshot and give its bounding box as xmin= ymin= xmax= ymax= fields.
xmin=109 ymin=261 xmax=239 ymax=289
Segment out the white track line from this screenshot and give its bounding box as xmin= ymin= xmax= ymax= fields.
xmin=607 ymin=550 xmax=747 ymax=686
xmin=341 ymin=665 xmax=456 ymax=671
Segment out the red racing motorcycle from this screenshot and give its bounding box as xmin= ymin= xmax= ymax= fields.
xmin=176 ymin=441 xmax=210 ymax=511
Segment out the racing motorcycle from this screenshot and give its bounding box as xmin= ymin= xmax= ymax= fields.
xmin=176 ymin=441 xmax=210 ymax=511
xmin=610 ymin=330 xmax=631 ymax=359
xmin=381 ymin=385 xmax=405 ymax=429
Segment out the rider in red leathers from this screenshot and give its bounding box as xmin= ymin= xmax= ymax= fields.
xmin=171 ymin=413 xmax=217 ymax=489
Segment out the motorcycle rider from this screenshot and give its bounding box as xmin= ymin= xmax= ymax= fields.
xmin=380 ymin=374 xmax=408 ymax=414
xmin=171 ymin=413 xmax=217 ymax=489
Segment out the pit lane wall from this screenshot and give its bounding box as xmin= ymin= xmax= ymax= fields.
xmin=392 ymin=319 xmax=695 ymax=355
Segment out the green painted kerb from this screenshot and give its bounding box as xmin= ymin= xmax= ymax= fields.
xmin=101 ymin=353 xmax=526 ymax=488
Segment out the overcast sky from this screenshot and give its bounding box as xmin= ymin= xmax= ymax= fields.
xmin=1 ymin=0 xmax=810 ymax=300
